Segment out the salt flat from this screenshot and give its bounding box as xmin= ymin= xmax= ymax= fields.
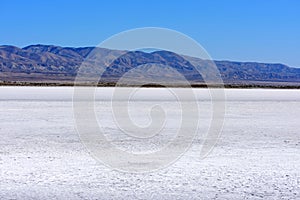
xmin=0 ymin=87 xmax=300 ymax=199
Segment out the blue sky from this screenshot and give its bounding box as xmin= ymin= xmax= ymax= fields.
xmin=1 ymin=0 xmax=300 ymax=67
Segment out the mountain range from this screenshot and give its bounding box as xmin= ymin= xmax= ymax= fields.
xmin=1 ymin=44 xmax=300 ymax=87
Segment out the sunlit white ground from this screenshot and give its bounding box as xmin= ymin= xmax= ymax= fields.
xmin=0 ymin=87 xmax=299 ymax=199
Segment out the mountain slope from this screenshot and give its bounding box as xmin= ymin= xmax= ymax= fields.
xmin=0 ymin=44 xmax=300 ymax=86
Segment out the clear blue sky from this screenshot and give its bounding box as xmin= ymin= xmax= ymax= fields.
xmin=1 ymin=0 xmax=300 ymax=67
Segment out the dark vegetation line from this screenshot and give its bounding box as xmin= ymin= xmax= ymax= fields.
xmin=1 ymin=81 xmax=300 ymax=89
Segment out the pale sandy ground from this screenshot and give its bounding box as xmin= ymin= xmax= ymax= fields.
xmin=0 ymin=87 xmax=300 ymax=199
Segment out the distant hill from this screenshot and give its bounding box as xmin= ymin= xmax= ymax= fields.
xmin=1 ymin=44 xmax=300 ymax=87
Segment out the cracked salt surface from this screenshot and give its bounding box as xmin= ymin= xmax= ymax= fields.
xmin=0 ymin=87 xmax=300 ymax=199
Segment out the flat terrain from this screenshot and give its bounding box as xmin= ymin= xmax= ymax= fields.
xmin=0 ymin=87 xmax=300 ymax=199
